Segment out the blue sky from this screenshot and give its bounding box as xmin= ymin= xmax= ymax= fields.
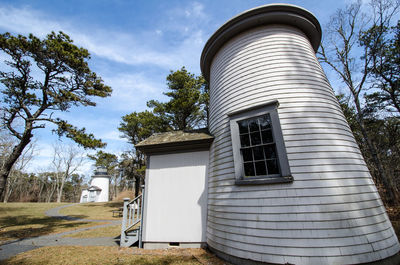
xmin=0 ymin=0 xmax=356 ymax=177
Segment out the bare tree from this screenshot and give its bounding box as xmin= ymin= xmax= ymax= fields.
xmin=36 ymin=172 xmax=46 ymax=202
xmin=0 ymin=130 xmax=36 ymax=202
xmin=318 ymin=0 xmax=400 ymax=203
xmin=3 ymin=141 xmax=35 ymax=202
xmin=52 ymin=143 xmax=84 ymax=203
xmin=35 ymin=171 xmax=57 ymax=203
xmin=360 ymin=1 xmax=400 ymax=113
xmin=0 ymin=131 xmax=14 ymax=179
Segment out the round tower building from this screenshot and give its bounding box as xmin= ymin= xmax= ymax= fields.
xmin=200 ymin=4 xmax=400 ymax=265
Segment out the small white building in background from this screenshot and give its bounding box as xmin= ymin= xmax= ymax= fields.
xmin=80 ymin=189 xmax=89 ymax=203
xmin=80 ymin=167 xmax=110 ymax=203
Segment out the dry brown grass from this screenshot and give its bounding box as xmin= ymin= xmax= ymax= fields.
xmin=0 ymin=202 xmax=117 ymax=244
xmin=113 ymin=190 xmax=135 ymax=202
xmin=59 ymin=202 xmax=123 ymax=220
xmin=0 ymin=203 xmax=98 ymax=244
xmin=3 ymin=246 xmax=228 ymax=265
xmin=63 ymin=224 xmax=120 ymax=238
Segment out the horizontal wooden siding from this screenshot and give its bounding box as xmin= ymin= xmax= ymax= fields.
xmin=207 ymin=25 xmax=400 ymax=265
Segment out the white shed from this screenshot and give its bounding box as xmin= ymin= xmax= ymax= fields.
xmin=79 ymin=189 xmax=88 ymax=203
xmin=199 ymin=3 xmax=400 ymax=265
xmin=136 ymin=130 xmax=213 ymax=249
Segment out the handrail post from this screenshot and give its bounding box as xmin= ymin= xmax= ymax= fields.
xmin=139 ymin=185 xmax=145 ymax=248
xmin=120 ymin=197 xmax=130 ymax=247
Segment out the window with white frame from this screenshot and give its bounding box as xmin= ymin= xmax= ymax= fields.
xmin=229 ymin=100 xmax=292 ymax=185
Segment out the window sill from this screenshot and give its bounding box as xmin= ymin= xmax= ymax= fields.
xmin=235 ymin=175 xmax=293 ymax=185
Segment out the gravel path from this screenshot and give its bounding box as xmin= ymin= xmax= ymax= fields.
xmin=0 ymin=204 xmax=121 ymax=261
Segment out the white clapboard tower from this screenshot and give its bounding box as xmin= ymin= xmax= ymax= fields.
xmin=80 ymin=167 xmax=110 ymax=203
xmin=200 ymin=4 xmax=400 ymax=265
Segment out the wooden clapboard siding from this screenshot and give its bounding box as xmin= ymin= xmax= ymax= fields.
xmin=206 ymin=24 xmax=400 ymax=264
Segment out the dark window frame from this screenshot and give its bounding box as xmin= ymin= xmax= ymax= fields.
xmin=229 ymin=100 xmax=293 ymax=185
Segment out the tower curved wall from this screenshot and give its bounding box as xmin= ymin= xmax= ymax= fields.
xmin=91 ymin=176 xmax=109 ymax=202
xmin=201 ymin=5 xmax=400 ymax=265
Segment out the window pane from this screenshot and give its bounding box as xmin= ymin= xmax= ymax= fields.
xmin=233 ymin=108 xmax=290 ymax=181
xmin=244 ymin=162 xmax=255 ymax=176
xmin=267 ymin=159 xmax=280 ymax=175
xmin=259 ymin=115 xmax=271 ymax=130
xmin=250 ymin=131 xmax=261 ymax=145
xmin=264 ymin=145 xmax=277 ymax=159
xmin=253 ymin=146 xmax=264 ymax=160
xmin=242 ymin=148 xmax=253 ymax=162
xmin=248 ymin=119 xmax=259 ymax=132
xmin=261 ymin=129 xmax=273 ymax=144
xmin=238 ymin=120 xmax=249 ymax=134
xmin=255 ymin=161 xmax=267 ymax=175
xmin=240 ymin=134 xmax=250 ymax=147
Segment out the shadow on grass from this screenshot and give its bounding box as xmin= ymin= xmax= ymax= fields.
xmin=4 ymin=254 xmax=201 ymax=265
xmin=0 ymin=206 xmax=20 ymax=213
xmin=0 ymin=215 xmax=89 ymax=241
xmin=133 ymin=256 xmax=200 ymax=265
xmin=81 ymin=202 xmax=123 ymax=208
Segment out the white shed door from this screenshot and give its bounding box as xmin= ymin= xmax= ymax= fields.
xmin=143 ymin=150 xmax=208 ymax=243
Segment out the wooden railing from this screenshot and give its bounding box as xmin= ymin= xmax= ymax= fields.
xmin=120 ymin=185 xmax=145 ymax=247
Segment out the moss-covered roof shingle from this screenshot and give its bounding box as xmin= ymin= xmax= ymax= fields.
xmin=136 ymin=129 xmax=214 ymax=155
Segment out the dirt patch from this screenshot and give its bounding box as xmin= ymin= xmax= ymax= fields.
xmin=113 ymin=190 xmax=135 ymax=202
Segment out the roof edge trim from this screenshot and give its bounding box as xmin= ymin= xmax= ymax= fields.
xmin=200 ymin=4 xmax=322 ymax=82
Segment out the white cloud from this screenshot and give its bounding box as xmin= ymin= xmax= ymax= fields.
xmin=100 ymin=130 xmax=124 ymax=141
xmin=191 ymin=2 xmax=207 ymax=19
xmin=0 ymin=6 xmax=63 ymax=37
xmin=179 ymin=2 xmax=207 ymax=20
xmin=101 ymin=72 xmax=166 ymax=111
xmin=0 ymin=4 xmax=207 ymax=71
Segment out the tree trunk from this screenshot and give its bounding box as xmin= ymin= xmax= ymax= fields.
xmin=47 ymin=177 xmax=57 ymax=203
xmin=3 ymin=177 xmax=14 ymax=203
xmin=38 ymin=181 xmax=44 ymax=202
xmin=353 ymin=96 xmax=398 ymax=204
xmin=3 ymin=180 xmax=9 ymax=203
xmin=113 ymin=175 xmax=118 ymax=200
xmin=0 ymin=129 xmax=33 ymax=200
xmin=47 ymin=185 xmax=56 ymax=203
xmin=134 ymin=171 xmax=144 ymax=197
xmin=56 ymin=174 xmax=66 ymax=203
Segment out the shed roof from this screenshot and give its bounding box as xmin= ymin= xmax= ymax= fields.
xmin=88 ymin=185 xmax=102 ymax=191
xmin=136 ymin=129 xmax=214 ymax=155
